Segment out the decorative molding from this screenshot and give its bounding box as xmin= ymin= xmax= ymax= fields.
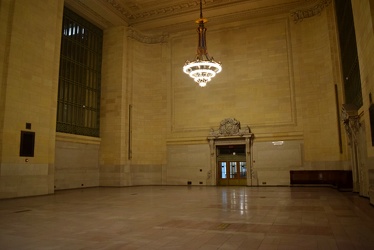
xmin=103 ymin=0 xmax=203 ymax=22
xmin=104 ymin=0 xmax=134 ymax=21
xmin=103 ymin=0 xmax=311 ymax=27
xmin=207 ymin=117 xmax=254 ymax=185
xmin=127 ymin=27 xmax=168 ymax=44
xmin=209 ymin=118 xmax=251 ymax=137
xmin=131 ymin=2 xmax=200 ymax=20
xmin=67 ymin=0 xmax=112 ymax=28
xmin=341 ymin=104 xmax=364 ymax=194
xmin=291 ymin=0 xmax=332 ymax=23
xmin=70 ymin=0 xmax=332 ymax=31
xmin=341 ymin=104 xmax=360 ymax=144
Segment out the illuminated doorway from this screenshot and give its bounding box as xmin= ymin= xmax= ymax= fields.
xmin=217 ymin=145 xmax=247 ymax=186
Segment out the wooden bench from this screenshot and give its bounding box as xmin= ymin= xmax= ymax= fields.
xmin=290 ymin=170 xmax=353 ymax=190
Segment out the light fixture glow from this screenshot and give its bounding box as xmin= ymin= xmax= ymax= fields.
xmin=272 ymin=141 xmax=284 ymax=146
xmin=183 ymin=0 xmax=222 ymax=87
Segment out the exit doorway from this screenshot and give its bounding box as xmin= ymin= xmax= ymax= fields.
xmin=216 ymin=145 xmax=247 ymax=186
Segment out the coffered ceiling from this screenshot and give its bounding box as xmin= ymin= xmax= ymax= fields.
xmin=64 ymin=0 xmax=326 ymax=33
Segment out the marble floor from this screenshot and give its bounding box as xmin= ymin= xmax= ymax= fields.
xmin=0 ymin=186 xmax=374 ymax=250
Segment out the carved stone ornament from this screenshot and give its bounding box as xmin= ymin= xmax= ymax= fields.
xmin=341 ymin=104 xmax=360 ymax=144
xmin=209 ymin=118 xmax=251 ymax=137
xmin=291 ymin=0 xmax=332 ymax=23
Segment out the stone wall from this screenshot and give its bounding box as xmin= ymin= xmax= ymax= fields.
xmin=55 ymin=134 xmax=100 ymax=190
xmin=164 ymin=3 xmax=346 ymax=186
xmin=2 ymin=0 xmax=369 ymax=197
xmin=0 ymin=0 xmax=63 ymax=198
xmin=253 ymin=141 xmax=303 ymax=186
xmin=166 ymin=144 xmax=210 ymax=185
xmin=170 ymin=17 xmax=301 ymax=139
xmin=131 ymin=41 xmax=167 ymax=165
xmin=351 ymin=0 xmax=374 ymax=203
xmin=99 ymin=26 xmax=130 ymax=186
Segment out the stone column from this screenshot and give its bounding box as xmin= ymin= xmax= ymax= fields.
xmin=342 ymin=104 xmax=361 ymax=192
xmin=208 ymin=138 xmax=216 ymax=186
xmin=245 ymin=136 xmax=253 ymax=186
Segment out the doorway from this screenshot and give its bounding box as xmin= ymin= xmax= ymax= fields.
xmin=218 ymin=161 xmax=247 ymax=185
xmin=216 ymin=145 xmax=247 ymax=186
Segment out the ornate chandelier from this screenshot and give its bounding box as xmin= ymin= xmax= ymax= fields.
xmin=183 ymin=0 xmax=222 ymax=87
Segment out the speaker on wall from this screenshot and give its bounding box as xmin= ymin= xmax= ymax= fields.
xmin=20 ymin=131 xmax=35 ymax=157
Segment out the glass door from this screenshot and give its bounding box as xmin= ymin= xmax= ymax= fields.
xmin=218 ymin=161 xmax=247 ymax=185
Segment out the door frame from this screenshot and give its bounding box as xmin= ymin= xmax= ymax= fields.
xmin=207 ymin=136 xmax=254 ymax=186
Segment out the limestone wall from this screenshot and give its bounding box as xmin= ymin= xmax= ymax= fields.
xmin=98 ymin=26 xmax=168 ymax=186
xmin=166 ymin=144 xmax=210 ymax=185
xmin=99 ymin=26 xmax=130 ymax=186
xmin=0 ymin=0 xmax=363 ymax=197
xmin=253 ymin=141 xmax=303 ymax=186
xmin=170 ymin=17 xmax=301 ymax=139
xmin=351 ymin=0 xmax=374 ymax=203
xmin=0 ymin=0 xmax=63 ymax=198
xmin=165 ymin=4 xmax=347 ymax=185
xmin=131 ymin=41 xmax=167 ymax=165
xmin=55 ymin=134 xmax=100 ymax=190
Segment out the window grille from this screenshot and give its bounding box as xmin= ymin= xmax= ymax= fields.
xmin=57 ymin=7 xmax=103 ymax=137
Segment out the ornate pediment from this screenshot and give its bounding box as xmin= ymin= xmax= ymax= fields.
xmin=209 ymin=118 xmax=251 ymax=137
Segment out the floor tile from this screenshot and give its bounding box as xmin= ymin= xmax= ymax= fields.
xmin=0 ymin=186 xmax=374 ymax=249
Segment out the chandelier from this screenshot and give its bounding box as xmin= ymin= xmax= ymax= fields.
xmin=183 ymin=0 xmax=222 ymax=87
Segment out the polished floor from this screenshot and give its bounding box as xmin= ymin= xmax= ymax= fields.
xmin=1 ymin=186 xmax=374 ymax=250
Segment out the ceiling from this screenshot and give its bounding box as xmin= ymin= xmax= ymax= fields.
xmin=64 ymin=0 xmax=322 ymax=33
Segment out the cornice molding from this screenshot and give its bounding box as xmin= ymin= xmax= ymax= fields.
xmin=104 ymin=0 xmax=316 ymax=25
xmin=290 ymin=0 xmax=332 ymax=23
xmin=103 ymin=0 xmax=204 ymax=23
xmin=131 ymin=1 xmax=200 ymax=21
xmin=70 ymin=0 xmax=333 ymax=33
xmin=127 ymin=27 xmax=168 ymax=44
xmin=104 ymin=0 xmax=134 ymax=21
xmin=66 ymin=0 xmax=112 ymax=28
xmin=134 ymin=1 xmax=310 ymax=33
